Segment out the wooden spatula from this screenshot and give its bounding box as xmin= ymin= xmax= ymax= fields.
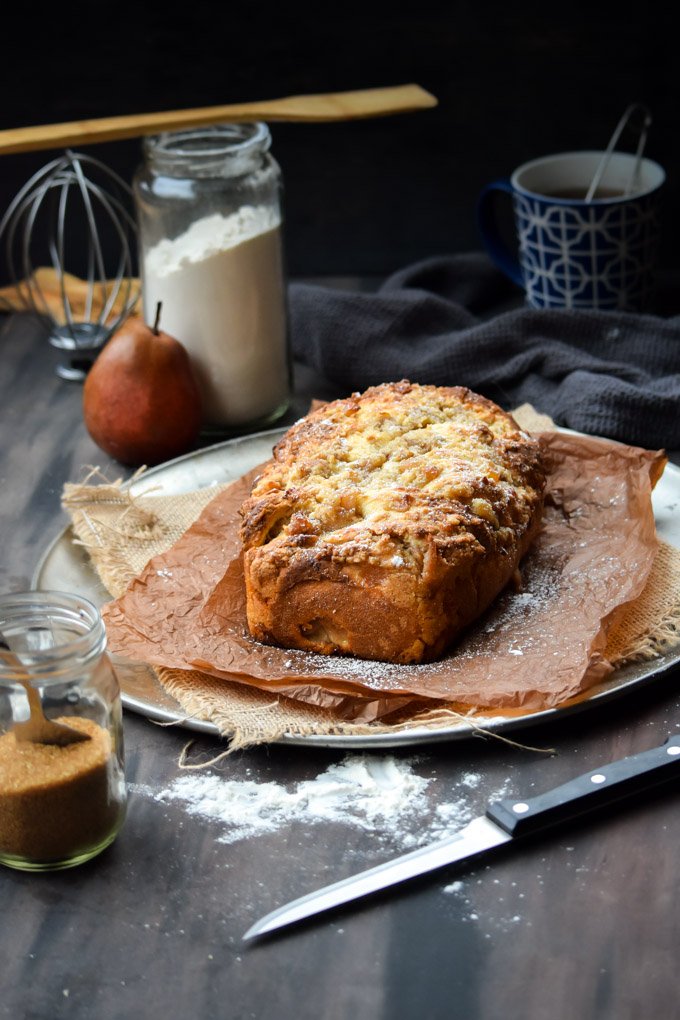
xmin=0 ymin=84 xmax=437 ymax=156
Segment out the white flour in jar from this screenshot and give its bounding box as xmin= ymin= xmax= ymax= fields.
xmin=143 ymin=206 xmax=289 ymax=428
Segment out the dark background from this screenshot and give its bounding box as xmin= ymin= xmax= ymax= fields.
xmin=0 ymin=3 xmax=676 ymax=282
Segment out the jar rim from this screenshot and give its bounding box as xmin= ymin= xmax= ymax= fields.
xmin=0 ymin=590 xmax=105 ymax=682
xmin=143 ymin=122 xmax=271 ymax=163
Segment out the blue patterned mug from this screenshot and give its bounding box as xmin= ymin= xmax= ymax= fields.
xmin=477 ymin=150 xmax=665 ymax=311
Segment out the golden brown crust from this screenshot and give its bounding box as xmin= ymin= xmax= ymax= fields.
xmin=240 ymin=381 xmax=546 ymax=664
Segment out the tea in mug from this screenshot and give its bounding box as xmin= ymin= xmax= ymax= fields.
xmin=542 ymin=186 xmax=627 ymax=200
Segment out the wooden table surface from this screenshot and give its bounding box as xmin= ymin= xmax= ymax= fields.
xmin=1 ymin=309 xmax=679 ymax=1020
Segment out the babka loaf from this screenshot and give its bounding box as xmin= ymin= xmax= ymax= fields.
xmin=239 ymin=381 xmax=546 ymax=664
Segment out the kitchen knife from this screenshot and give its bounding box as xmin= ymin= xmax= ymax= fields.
xmin=243 ymin=734 xmax=680 ymax=941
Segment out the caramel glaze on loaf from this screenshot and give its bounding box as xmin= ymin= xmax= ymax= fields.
xmin=240 ymin=381 xmax=547 ymax=665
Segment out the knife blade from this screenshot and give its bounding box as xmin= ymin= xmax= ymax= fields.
xmin=243 ymin=734 xmax=680 ymax=941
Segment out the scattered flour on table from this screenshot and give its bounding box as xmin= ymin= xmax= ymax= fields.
xmin=131 ymin=755 xmax=511 ymax=849
xmin=442 ymin=873 xmax=531 ymax=934
xmin=130 ymin=757 xmax=530 ymax=933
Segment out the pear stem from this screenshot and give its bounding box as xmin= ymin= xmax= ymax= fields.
xmin=152 ymin=301 xmax=162 ymax=335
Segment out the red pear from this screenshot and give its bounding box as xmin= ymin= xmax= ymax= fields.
xmin=83 ymin=304 xmax=203 ymax=466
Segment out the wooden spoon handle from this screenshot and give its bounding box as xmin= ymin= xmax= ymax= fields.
xmin=0 ymin=84 xmax=437 ymax=156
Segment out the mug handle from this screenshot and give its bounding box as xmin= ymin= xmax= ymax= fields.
xmin=476 ymin=179 xmax=523 ymax=286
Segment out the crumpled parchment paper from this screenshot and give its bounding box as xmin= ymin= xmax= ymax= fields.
xmin=101 ymin=430 xmax=666 ymax=720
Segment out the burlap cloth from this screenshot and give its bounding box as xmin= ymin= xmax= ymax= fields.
xmin=61 ymin=407 xmax=680 ymax=751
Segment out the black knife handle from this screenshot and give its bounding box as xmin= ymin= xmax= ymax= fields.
xmin=486 ymin=734 xmax=680 ymax=837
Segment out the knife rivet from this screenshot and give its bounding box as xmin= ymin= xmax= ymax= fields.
xmin=667 ymin=746 xmax=680 ymax=756
xmin=512 ymin=802 xmax=529 ymax=814
xmin=590 ymin=774 xmax=606 ymax=784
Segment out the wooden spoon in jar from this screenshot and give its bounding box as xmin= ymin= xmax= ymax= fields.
xmin=0 ymin=634 xmax=90 ymax=746
xmin=0 ymin=83 xmax=438 ymax=156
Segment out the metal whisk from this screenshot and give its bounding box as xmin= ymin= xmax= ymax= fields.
xmin=0 ymin=150 xmax=139 ymax=380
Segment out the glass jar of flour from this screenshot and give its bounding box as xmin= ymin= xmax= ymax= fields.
xmin=134 ymin=123 xmax=291 ymax=431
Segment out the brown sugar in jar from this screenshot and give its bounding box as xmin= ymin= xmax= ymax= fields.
xmin=0 ymin=717 xmax=125 ymax=869
xmin=0 ymin=591 xmax=127 ymax=871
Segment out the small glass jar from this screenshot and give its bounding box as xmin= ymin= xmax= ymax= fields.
xmin=134 ymin=122 xmax=292 ymax=433
xmin=0 ymin=591 xmax=127 ymax=872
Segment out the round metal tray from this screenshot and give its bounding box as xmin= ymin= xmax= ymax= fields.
xmin=34 ymin=430 xmax=680 ymax=747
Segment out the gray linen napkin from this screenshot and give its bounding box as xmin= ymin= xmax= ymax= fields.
xmin=288 ymin=253 xmax=680 ymax=449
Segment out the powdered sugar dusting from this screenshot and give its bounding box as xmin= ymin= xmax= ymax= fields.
xmin=259 ymin=552 xmax=563 ymax=693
